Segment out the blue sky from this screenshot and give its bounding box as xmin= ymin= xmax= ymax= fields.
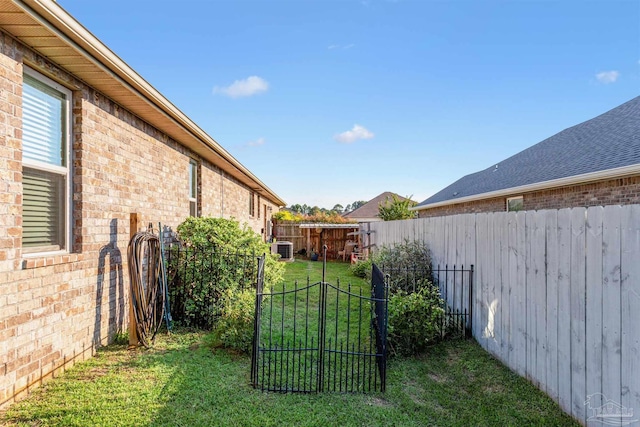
xmin=59 ymin=0 xmax=639 ymax=209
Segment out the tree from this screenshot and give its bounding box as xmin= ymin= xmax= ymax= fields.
xmin=332 ymin=204 xmax=344 ymax=214
xmin=351 ymin=200 xmax=367 ymax=210
xmin=378 ymin=195 xmax=417 ymax=221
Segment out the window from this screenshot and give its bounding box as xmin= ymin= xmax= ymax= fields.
xmin=188 ymin=159 xmax=199 ymax=217
xmin=507 ymin=196 xmax=524 ymax=212
xmin=249 ymin=192 xmax=255 ymax=217
xmin=22 ymin=68 xmax=72 ymax=253
xmin=257 ymin=196 xmax=261 ymax=218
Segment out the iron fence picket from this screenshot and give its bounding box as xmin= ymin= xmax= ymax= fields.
xmin=251 ymin=251 xmax=388 ymax=393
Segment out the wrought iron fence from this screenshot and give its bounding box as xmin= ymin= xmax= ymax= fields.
xmin=165 ymin=244 xmax=261 ymax=329
xmin=378 ymin=263 xmax=474 ymax=338
xmin=251 ymin=251 xmax=388 ymax=393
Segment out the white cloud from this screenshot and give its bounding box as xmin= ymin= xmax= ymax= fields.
xmin=246 ymin=137 xmax=265 ymax=147
xmin=213 ymin=76 xmax=269 ymax=98
xmin=595 ymin=70 xmax=619 ymax=84
xmin=334 ymin=124 xmax=374 ymax=144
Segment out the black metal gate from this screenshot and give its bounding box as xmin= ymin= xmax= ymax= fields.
xmin=251 ymin=248 xmax=388 ymax=393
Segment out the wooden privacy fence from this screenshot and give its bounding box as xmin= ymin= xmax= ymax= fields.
xmin=368 ymin=205 xmax=640 ymax=426
xmin=272 ymin=222 xmax=305 ymax=253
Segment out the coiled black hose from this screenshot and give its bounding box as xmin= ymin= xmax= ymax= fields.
xmin=127 ymin=228 xmax=167 ymax=348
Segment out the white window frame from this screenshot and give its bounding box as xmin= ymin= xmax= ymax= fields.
xmin=22 ymin=67 xmax=72 ymax=256
xmin=188 ymin=159 xmax=199 ymax=217
xmin=506 ymin=196 xmax=524 ymax=212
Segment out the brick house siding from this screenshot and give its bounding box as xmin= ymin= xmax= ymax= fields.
xmin=418 ymin=175 xmax=640 ymax=218
xmin=0 ymin=32 xmax=279 ymax=407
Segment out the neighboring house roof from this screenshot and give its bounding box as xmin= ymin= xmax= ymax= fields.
xmin=415 ymin=96 xmax=640 ymax=210
xmin=0 ymin=0 xmax=285 ymax=207
xmin=344 ymin=192 xmax=409 ymax=220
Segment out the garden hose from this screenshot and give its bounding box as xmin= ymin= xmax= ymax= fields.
xmin=127 ymin=225 xmax=167 ymax=347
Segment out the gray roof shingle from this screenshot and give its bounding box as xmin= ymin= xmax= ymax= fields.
xmin=417 ymin=96 xmax=640 ymax=207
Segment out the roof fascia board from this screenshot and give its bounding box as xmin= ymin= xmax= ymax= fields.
xmin=411 ymin=163 xmax=640 ymax=211
xmin=15 ymin=0 xmax=285 ymax=206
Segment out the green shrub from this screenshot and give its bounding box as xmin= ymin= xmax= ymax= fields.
xmin=350 ymin=259 xmax=372 ymax=278
xmin=377 ymin=194 xmax=417 ymax=221
xmin=371 ymin=239 xmax=432 ymax=292
xmin=210 ymin=288 xmax=256 ymax=353
xmin=387 ymin=280 xmax=445 ymax=356
xmin=176 ymin=217 xmax=284 ymax=292
xmin=169 ymin=217 xmax=284 ymax=329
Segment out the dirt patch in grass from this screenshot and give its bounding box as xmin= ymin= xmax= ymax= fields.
xmin=445 ymin=348 xmax=461 ymax=366
xmin=483 ymin=383 xmax=505 ymax=394
xmin=428 ymin=372 xmax=448 ymax=384
xmin=365 ymin=396 xmax=393 ymax=408
xmin=402 ymin=380 xmax=426 ymax=406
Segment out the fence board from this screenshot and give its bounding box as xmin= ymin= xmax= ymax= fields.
xmin=585 ymin=206 xmax=603 ymax=426
xmin=570 ymin=208 xmax=587 ymax=423
xmin=476 ymin=213 xmax=488 ymax=349
xmin=545 ymin=209 xmax=559 ymax=403
xmin=602 ymin=205 xmax=622 ymax=424
xmin=556 ymin=208 xmax=573 ymax=415
xmin=621 ymin=205 xmax=640 ymax=420
xmin=525 ymin=212 xmax=535 ymax=382
xmin=517 ymin=212 xmax=528 ymax=377
xmin=483 ymin=213 xmax=496 ymax=353
xmin=464 ymin=214 xmax=476 ymax=339
xmin=499 ymin=212 xmax=510 ymax=363
xmin=533 ymin=211 xmax=547 ymax=390
xmin=508 ymin=212 xmax=519 ymax=371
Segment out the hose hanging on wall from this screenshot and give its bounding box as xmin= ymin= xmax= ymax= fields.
xmin=127 ymin=224 xmax=167 ymax=348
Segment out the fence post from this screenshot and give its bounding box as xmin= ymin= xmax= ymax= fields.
xmin=250 ymin=254 xmax=265 ymax=386
xmin=467 ymin=265 xmax=474 ymax=338
xmin=317 ymin=245 xmax=328 ymax=392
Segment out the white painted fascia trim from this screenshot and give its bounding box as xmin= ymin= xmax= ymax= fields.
xmin=411 ymin=163 xmax=640 ymax=211
xmin=15 ymin=0 xmax=286 ymax=207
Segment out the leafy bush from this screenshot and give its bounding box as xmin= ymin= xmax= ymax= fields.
xmin=272 ymin=211 xmax=356 ymax=224
xmin=210 ymin=288 xmax=256 ymax=353
xmin=176 ymin=217 xmax=284 ymax=291
xmin=387 ymin=280 xmax=445 ymax=356
xmin=378 ymin=194 xmax=417 ymax=221
xmin=371 ymin=239 xmax=432 ymax=292
xmin=272 ymin=210 xmax=301 ymax=222
xmin=168 ymin=217 xmax=284 ymax=329
xmin=350 ymin=259 xmax=372 ymax=278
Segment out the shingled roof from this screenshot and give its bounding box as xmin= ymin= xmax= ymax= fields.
xmin=415 ymin=96 xmax=640 ymax=210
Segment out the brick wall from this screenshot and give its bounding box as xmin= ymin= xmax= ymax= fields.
xmin=0 ymin=33 xmax=280 ymax=408
xmin=418 ymin=175 xmax=640 ymax=218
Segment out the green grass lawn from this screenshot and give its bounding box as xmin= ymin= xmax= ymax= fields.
xmin=1 ymin=258 xmax=578 ymax=427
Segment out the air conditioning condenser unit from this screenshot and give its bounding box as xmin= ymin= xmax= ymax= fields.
xmin=271 ymin=241 xmax=294 ymax=262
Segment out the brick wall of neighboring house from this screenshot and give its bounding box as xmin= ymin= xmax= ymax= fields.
xmin=0 ymin=33 xmax=279 ymax=408
xmin=418 ymin=175 xmax=640 ymax=218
